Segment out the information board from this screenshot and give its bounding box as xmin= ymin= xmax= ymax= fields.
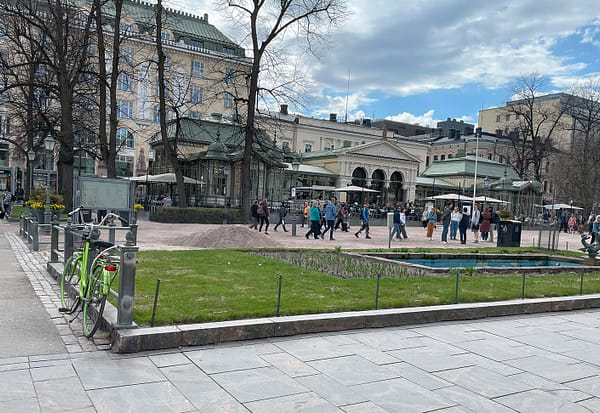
xmin=74 ymin=177 xmax=134 ymax=211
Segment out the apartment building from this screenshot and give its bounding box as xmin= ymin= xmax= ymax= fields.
xmin=1 ymin=0 xmax=251 ymax=192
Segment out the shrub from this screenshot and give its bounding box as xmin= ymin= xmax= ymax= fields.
xmin=150 ymin=207 xmax=244 ymax=224
xmin=24 ymin=187 xmax=65 ymax=210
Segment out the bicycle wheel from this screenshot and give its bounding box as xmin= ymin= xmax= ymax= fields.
xmin=82 ymin=265 xmax=107 ymax=338
xmin=60 ymin=254 xmax=82 ymax=313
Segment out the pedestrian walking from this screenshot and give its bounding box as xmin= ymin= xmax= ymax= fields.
xmin=354 ymin=202 xmax=371 ymax=239
xmin=425 ymin=207 xmax=437 ymax=240
xmin=258 ymin=199 xmax=270 ymax=234
xmin=399 ymin=208 xmax=409 ymax=239
xmin=249 ymin=200 xmax=259 ymax=229
xmin=273 ymin=202 xmax=288 ymax=232
xmin=390 ymin=206 xmax=402 ymax=240
xmin=323 ymin=198 xmax=337 ymax=240
xmin=305 ymin=201 xmax=321 ymax=239
xmin=459 ymin=206 xmax=470 ymax=244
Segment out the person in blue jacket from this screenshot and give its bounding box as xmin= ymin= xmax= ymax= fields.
xmin=355 ymin=201 xmax=372 ymax=239
xmin=322 ymin=198 xmax=337 ymax=240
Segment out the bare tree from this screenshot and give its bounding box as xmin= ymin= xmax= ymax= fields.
xmin=553 ymin=80 xmax=600 ymax=211
xmin=223 ymin=0 xmax=348 ymax=220
xmin=506 ymin=73 xmax=573 ymax=182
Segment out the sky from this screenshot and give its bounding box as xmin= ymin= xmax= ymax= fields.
xmin=168 ymin=0 xmax=600 ymax=129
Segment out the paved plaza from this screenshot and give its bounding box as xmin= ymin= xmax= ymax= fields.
xmin=1 ymin=219 xmax=600 ymax=412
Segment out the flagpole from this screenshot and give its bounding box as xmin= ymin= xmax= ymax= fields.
xmin=472 ymin=128 xmax=481 ymax=207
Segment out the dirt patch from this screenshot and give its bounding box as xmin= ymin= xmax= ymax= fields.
xmin=178 ymin=225 xmax=283 ymax=249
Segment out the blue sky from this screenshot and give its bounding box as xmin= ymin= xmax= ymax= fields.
xmin=173 ymin=0 xmax=600 ymax=129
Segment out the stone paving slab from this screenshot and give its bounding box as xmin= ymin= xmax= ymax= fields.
xmin=5 ymin=220 xmax=600 ymax=412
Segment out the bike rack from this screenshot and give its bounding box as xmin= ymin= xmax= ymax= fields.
xmin=50 ymin=221 xmax=139 ymax=329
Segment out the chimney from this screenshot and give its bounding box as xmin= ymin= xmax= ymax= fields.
xmin=203 ymin=13 xmax=208 ymax=23
xmin=363 ymin=118 xmax=371 ymax=127
xmin=329 ymin=113 xmax=337 ymax=122
xmin=280 ymin=104 xmax=288 ymax=115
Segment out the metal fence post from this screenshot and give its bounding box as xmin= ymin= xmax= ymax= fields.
xmin=64 ymin=225 xmax=73 ymax=263
xmin=32 ymin=221 xmax=39 ymax=251
xmin=116 ymin=242 xmax=139 ymax=328
xmin=50 ymin=223 xmax=59 ymax=263
xmin=108 ymin=222 xmax=116 ymax=245
xmin=129 ymin=223 xmax=138 ymax=245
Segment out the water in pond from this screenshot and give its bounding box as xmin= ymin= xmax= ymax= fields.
xmin=393 ymin=258 xmax=583 ymax=268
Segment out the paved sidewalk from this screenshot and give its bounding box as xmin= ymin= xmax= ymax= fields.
xmin=2 ymin=220 xmax=600 ymax=412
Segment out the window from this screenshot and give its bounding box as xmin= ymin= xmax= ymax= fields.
xmin=488 ymin=153 xmax=492 ymax=160
xmin=191 ymin=61 xmax=204 ymax=78
xmin=440 ymin=154 xmax=445 ymax=160
xmin=433 ymin=155 xmax=438 ymax=161
xmin=120 ymin=47 xmax=134 ymax=65
xmin=117 ymin=100 xmax=133 ymax=119
xmin=496 ymin=115 xmax=501 ymax=122
xmin=161 ymin=31 xmax=171 ymax=41
xmin=154 ymin=81 xmax=170 ymax=99
xmin=117 ymin=73 xmax=133 ymax=91
xmin=515 ymin=113 xmax=520 ymax=120
xmin=0 ymin=115 xmax=10 ymax=135
xmin=190 ymin=85 xmax=203 ymax=103
xmin=223 ymin=92 xmax=233 ymax=108
xmin=120 ymin=23 xmax=134 ymax=33
xmin=223 ymin=47 xmax=235 ymax=55
xmin=304 ymin=143 xmax=312 ymax=153
xmin=281 ymin=141 xmax=290 ymax=151
xmin=116 ymin=128 xmax=134 ymax=149
xmin=505 ymin=114 xmax=510 ymax=122
xmin=153 ymin=106 xmax=170 ymax=123
xmin=188 ymin=39 xmax=204 ymax=49
xmin=189 ymin=111 xmax=202 ymax=119
xmin=343 ymin=140 xmax=352 ymax=147
xmin=224 ymin=67 xmax=234 ymax=85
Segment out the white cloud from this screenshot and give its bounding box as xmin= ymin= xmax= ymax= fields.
xmin=386 ymin=110 xmax=439 ymax=128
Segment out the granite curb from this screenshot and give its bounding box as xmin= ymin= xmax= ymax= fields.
xmin=46 ymin=262 xmax=600 ymax=353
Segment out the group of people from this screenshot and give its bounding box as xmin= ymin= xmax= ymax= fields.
xmin=423 ymin=203 xmax=499 ymax=244
xmin=304 ymin=198 xmax=355 ymax=240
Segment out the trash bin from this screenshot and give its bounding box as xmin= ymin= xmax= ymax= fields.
xmin=497 ymin=220 xmax=522 ymax=247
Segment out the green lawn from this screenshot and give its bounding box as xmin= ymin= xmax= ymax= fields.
xmin=130 ymin=248 xmax=600 ymax=327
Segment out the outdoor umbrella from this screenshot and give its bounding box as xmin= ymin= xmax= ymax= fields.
xmin=472 ymin=195 xmax=509 ymax=203
xmin=544 ymin=203 xmax=583 ymax=210
xmin=432 ymin=193 xmax=472 ymax=201
xmin=334 ymin=185 xmax=379 ymax=193
xmin=145 ymin=173 xmax=203 ymax=184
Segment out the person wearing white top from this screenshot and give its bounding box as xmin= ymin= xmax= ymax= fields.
xmin=450 ymin=207 xmax=462 ymax=240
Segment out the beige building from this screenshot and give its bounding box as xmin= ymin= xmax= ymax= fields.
xmin=1 ymin=0 xmax=251 ymax=191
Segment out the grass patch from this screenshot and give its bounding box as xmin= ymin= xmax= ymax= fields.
xmin=127 ymin=248 xmax=600 ymax=327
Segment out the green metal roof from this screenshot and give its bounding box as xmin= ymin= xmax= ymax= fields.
xmin=74 ymin=0 xmax=245 ymax=55
xmin=422 ymin=156 xmax=520 ymax=180
xmin=149 ymin=117 xmax=286 ymax=168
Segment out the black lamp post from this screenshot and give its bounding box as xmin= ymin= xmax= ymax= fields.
xmin=291 ymin=157 xmax=300 ymax=236
xmin=27 ymin=148 xmax=35 ymax=200
xmin=43 ymin=133 xmax=55 ymax=225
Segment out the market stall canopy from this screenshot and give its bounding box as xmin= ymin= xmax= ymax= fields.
xmin=334 ymin=185 xmax=379 ymax=193
xmin=544 ymin=203 xmax=583 ymax=210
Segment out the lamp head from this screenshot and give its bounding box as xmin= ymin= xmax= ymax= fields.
xmin=44 ymin=133 xmax=55 ymax=151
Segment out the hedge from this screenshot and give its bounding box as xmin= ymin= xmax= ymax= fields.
xmin=149 ymin=207 xmax=245 ymax=224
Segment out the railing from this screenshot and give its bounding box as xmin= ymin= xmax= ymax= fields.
xmin=58 ymin=221 xmax=139 ymax=328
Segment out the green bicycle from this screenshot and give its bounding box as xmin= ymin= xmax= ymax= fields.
xmin=59 ymin=208 xmax=125 ymax=337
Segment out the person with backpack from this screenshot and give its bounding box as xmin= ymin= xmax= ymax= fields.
xmin=354 ymin=201 xmax=371 ymax=239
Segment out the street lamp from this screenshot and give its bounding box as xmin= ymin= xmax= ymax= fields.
xmin=43 ymin=133 xmax=55 ymax=225
xmin=27 ymin=148 xmax=35 ymax=200
xmin=484 ymin=176 xmax=490 ymax=204
xmin=291 ymin=157 xmax=300 ymax=236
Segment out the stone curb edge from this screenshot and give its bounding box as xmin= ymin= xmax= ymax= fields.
xmin=47 ymin=262 xmax=600 ymax=354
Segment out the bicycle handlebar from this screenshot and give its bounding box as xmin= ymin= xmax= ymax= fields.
xmin=68 ymin=206 xmax=129 ymax=227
